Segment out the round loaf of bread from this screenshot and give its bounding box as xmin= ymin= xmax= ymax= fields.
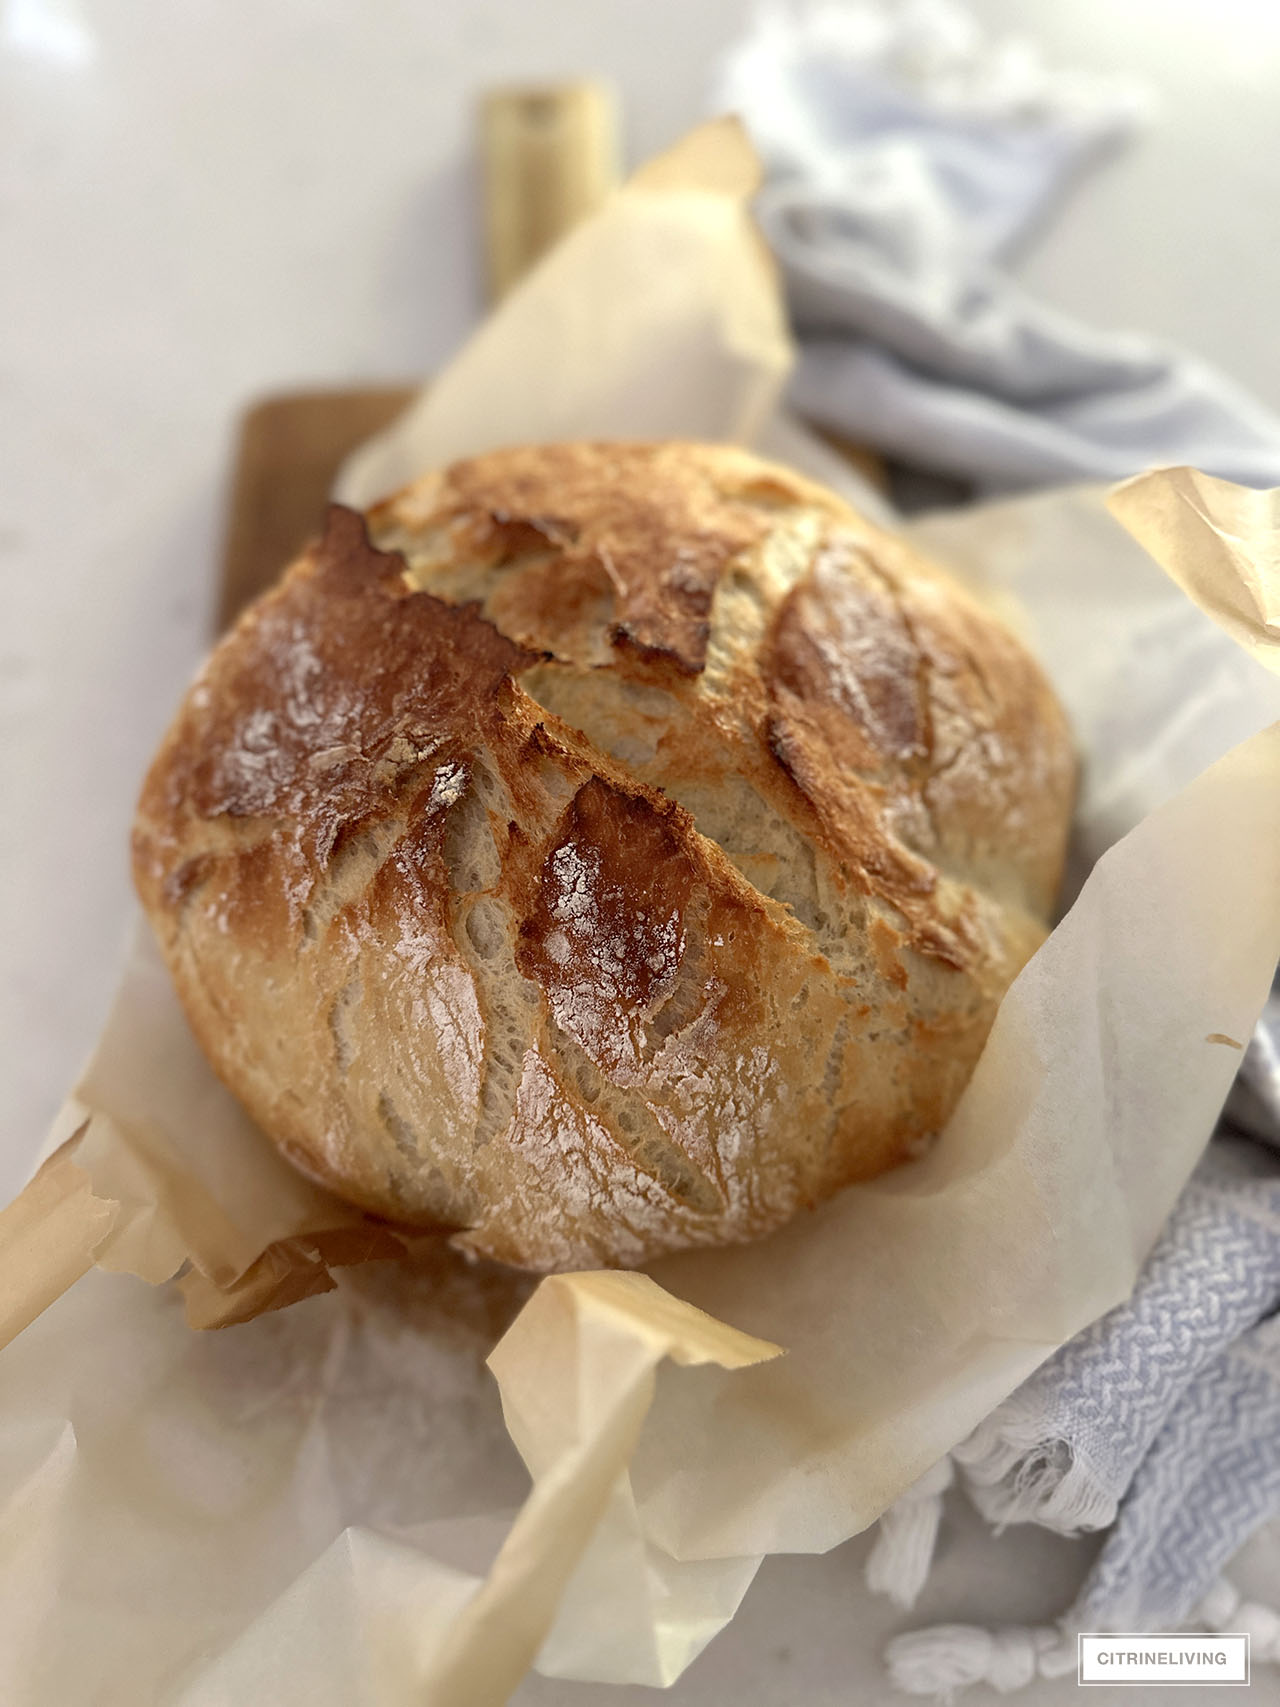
xmin=133 ymin=442 xmax=1074 ymax=1270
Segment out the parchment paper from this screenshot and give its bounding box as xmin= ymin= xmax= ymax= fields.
xmin=3 ymin=119 xmax=1280 ymax=1705
xmin=334 ymin=118 xmax=793 ymax=508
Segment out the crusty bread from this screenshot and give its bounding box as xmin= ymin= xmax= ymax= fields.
xmin=133 ymin=442 xmax=1074 ymax=1270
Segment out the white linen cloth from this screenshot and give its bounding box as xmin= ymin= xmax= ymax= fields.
xmin=718 ymin=0 xmax=1280 ymax=492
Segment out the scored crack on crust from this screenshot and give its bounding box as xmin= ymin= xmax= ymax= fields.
xmin=133 ymin=442 xmax=1076 ymax=1271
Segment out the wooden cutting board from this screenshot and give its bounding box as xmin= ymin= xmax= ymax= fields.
xmin=217 ymin=83 xmax=623 ymax=630
xmin=217 ymin=387 xmax=415 ymax=630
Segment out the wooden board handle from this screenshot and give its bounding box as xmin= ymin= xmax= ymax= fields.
xmin=480 ymin=81 xmax=620 ymax=301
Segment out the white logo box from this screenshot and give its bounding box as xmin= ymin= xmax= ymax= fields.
xmin=1079 ymin=1633 xmax=1250 ymax=1686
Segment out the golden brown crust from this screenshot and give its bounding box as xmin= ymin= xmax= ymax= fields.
xmin=367 ymin=441 xmax=844 ymax=674
xmin=133 ymin=443 xmax=1076 ymax=1270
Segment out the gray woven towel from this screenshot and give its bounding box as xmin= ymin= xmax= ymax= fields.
xmin=954 ymin=1141 xmax=1280 ymax=1537
xmin=1072 ymin=1309 xmax=1280 ymax=1630
xmin=877 ymin=1134 xmax=1280 ymax=1694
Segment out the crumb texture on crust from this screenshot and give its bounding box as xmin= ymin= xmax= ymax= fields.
xmin=133 ymin=442 xmax=1075 ymax=1270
